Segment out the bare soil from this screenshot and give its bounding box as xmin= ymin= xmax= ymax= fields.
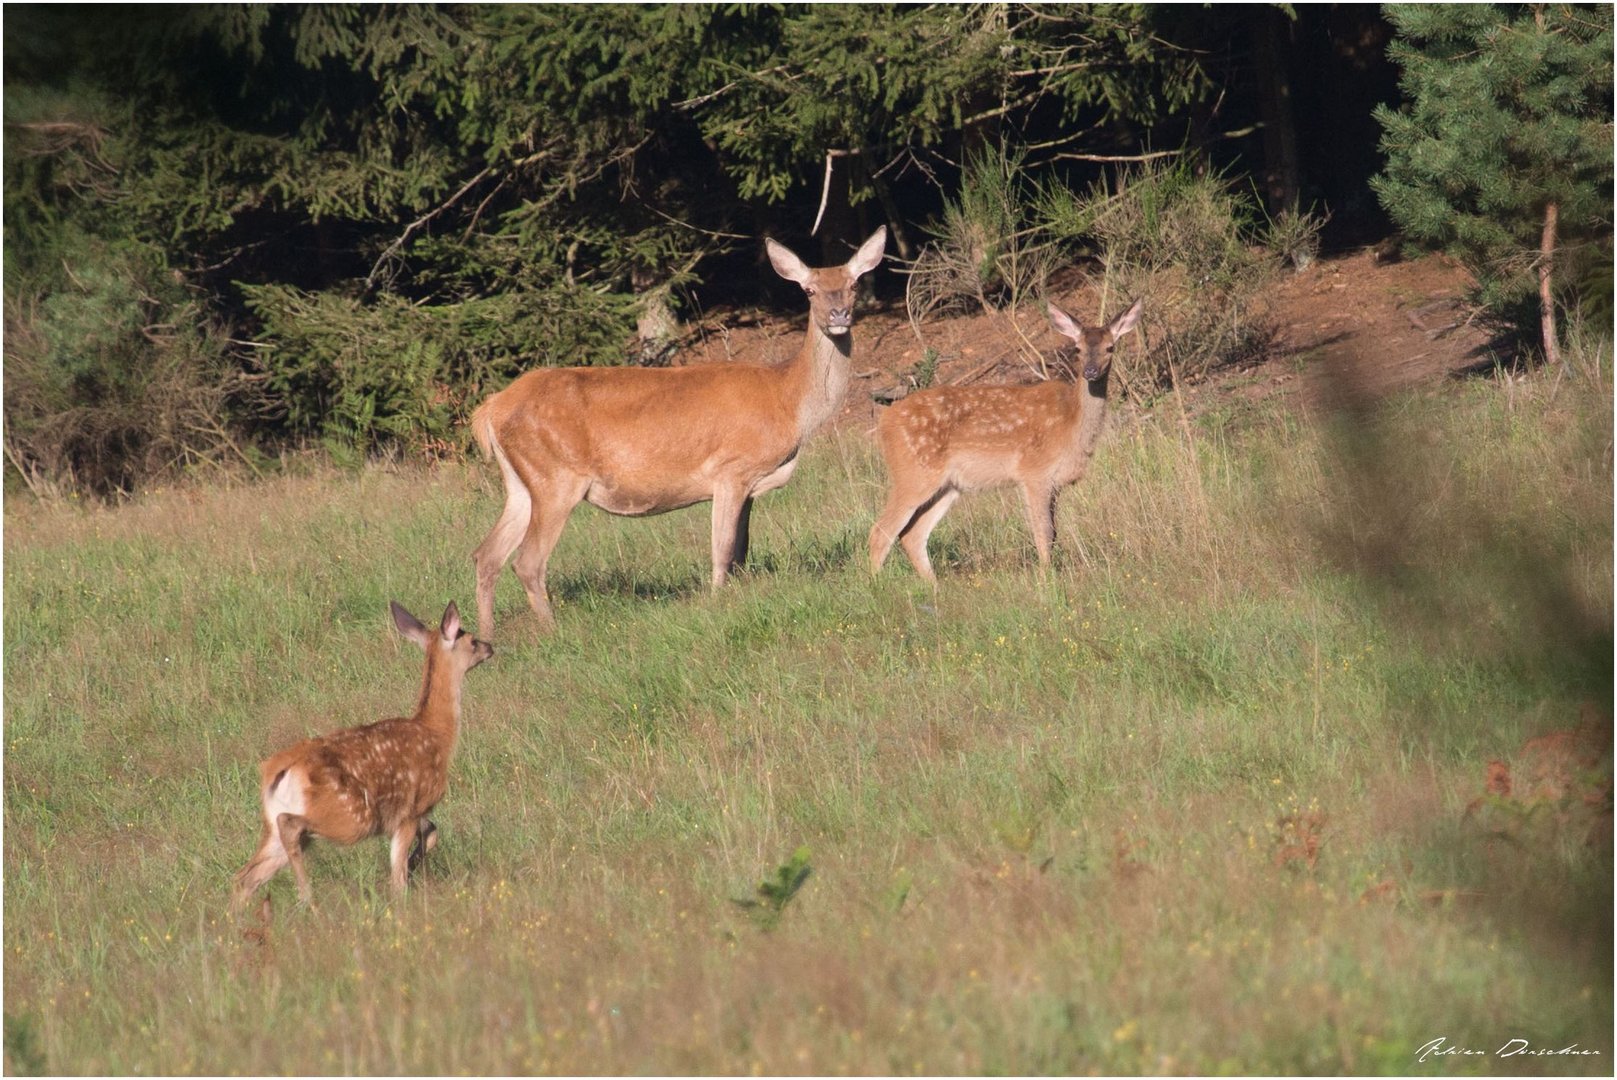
xmin=673 ymin=248 xmax=1497 ymax=430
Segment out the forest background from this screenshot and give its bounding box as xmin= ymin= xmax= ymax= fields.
xmin=7 ymin=3 xmax=1607 ymax=498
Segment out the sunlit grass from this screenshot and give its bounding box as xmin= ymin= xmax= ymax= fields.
xmin=4 ymin=370 xmax=1611 ymax=1074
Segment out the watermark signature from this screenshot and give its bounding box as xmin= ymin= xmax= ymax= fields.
xmin=1418 ymin=1037 xmax=1602 ymax=1064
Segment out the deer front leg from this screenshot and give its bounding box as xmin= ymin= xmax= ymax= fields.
xmin=710 ymin=487 xmax=748 ymax=590
xmin=388 ymin=820 xmax=420 ymax=893
xmin=1022 ymin=482 xmax=1058 ymax=571
xmin=730 ymin=496 xmax=755 ymax=574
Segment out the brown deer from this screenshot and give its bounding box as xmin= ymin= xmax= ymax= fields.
xmin=470 ymin=227 xmax=887 ymax=636
xmin=868 ymin=298 xmax=1144 ymax=583
xmin=231 ymin=601 xmax=493 ymax=909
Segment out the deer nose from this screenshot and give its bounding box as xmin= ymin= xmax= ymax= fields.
xmin=827 ymin=307 xmax=852 ymax=333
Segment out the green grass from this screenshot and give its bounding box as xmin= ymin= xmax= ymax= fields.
xmin=4 ymin=372 xmax=1611 ymax=1075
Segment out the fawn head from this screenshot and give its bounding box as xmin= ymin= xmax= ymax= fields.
xmin=1049 ymin=298 xmax=1144 ymax=383
xmin=391 ymin=600 xmax=494 ymax=674
xmin=766 ymin=227 xmax=887 ymax=337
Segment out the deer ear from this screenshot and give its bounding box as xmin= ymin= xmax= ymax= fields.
xmin=439 ymin=601 xmax=461 ymax=641
xmin=1108 ymin=298 xmax=1144 ymax=340
xmin=1047 ymin=302 xmax=1083 ymax=343
xmin=391 ymin=602 xmax=431 ymax=649
xmin=845 ymin=226 xmax=887 ymax=280
xmin=766 ymin=238 xmax=813 ymax=286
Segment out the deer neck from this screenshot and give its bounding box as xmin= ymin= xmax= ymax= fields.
xmin=783 ymin=322 xmax=853 ymax=439
xmin=1069 ymin=372 xmax=1111 ymax=462
xmin=413 ymin=652 xmax=463 ymax=745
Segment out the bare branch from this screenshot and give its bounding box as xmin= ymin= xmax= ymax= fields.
xmin=365 ymin=166 xmax=493 ymax=292
xmin=672 ymin=65 xmax=791 ymax=112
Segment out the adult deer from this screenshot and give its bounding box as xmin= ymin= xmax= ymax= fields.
xmin=232 ymin=601 xmax=493 ymax=909
xmin=471 ymin=227 xmax=887 ymax=636
xmin=868 ymin=298 xmax=1143 ymax=583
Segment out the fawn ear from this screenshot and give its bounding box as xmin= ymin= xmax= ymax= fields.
xmin=391 ymin=602 xmax=431 ymax=650
xmin=766 ymin=238 xmax=813 ymax=286
xmin=439 ymin=601 xmax=461 ymax=641
xmin=845 ymin=226 xmax=887 ymax=280
xmin=1047 ymin=302 xmax=1083 ymax=343
xmin=1108 ymin=298 xmax=1144 ymax=340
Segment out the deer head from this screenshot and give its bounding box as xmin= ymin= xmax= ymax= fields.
xmin=391 ymin=600 xmax=494 ymax=673
xmin=1049 ymin=298 xmax=1144 ymax=383
xmin=766 ymin=227 xmax=888 ymax=337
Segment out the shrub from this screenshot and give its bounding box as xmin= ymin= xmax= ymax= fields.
xmin=2 ymin=233 xmax=247 ymax=499
xmin=906 ymin=146 xmax=1055 ymax=327
xmin=1038 ymin=160 xmax=1281 ymax=388
xmin=240 ymin=282 xmax=635 ymax=461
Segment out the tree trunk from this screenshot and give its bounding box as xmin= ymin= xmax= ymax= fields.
xmin=1254 ymin=7 xmax=1301 ymax=215
xmin=632 ymin=265 xmax=680 ymax=366
xmin=1539 ymin=200 xmax=1560 ymax=368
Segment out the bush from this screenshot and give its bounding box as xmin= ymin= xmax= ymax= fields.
xmin=906 ymin=146 xmax=1055 ymax=326
xmin=1039 ymin=160 xmax=1281 ymax=388
xmin=240 ymin=283 xmax=635 ymax=461
xmin=2 ymin=233 xmax=247 ymax=499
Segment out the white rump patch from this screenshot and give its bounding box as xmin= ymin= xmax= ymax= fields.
xmin=264 ymin=767 xmax=308 ymax=826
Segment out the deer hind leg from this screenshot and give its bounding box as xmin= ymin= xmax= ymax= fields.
xmin=472 ymin=452 xmax=533 ymax=639
xmin=275 ymin=813 xmax=314 ymax=906
xmin=1021 ymin=482 xmax=1059 ymax=571
xmin=388 ymin=821 xmax=420 ymax=893
xmin=408 ymin=818 xmax=438 ymax=874
xmin=869 ymin=480 xmax=933 ymax=575
xmin=510 ymin=481 xmax=585 ymax=631
xmin=232 ymin=822 xmax=289 ymax=912
xmin=897 ymin=488 xmax=960 ymax=586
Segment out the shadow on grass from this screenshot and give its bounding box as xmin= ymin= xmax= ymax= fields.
xmin=549 ymin=565 xmax=708 ymax=605
xmin=1310 ymin=362 xmax=1613 ymax=969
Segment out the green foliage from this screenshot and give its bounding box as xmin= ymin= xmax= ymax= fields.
xmin=908 ymin=146 xmax=1055 ymax=323
xmin=913 ymin=348 xmax=941 ymax=390
xmin=1038 ymin=159 xmax=1279 ymax=386
xmin=1372 ymin=4 xmax=1614 ymax=329
xmin=733 ymin=846 xmax=813 ymax=930
xmin=1263 ymin=204 xmax=1330 ymax=272
xmin=241 ymin=283 xmax=633 ymax=458
xmin=2 ymin=228 xmax=244 ymax=498
xmin=0 ymin=3 xmax=1246 ymax=496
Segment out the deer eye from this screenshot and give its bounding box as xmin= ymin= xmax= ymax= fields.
xmin=803 ymin=285 xmax=817 ymax=297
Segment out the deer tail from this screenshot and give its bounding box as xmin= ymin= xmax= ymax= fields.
xmin=470 ymin=396 xmax=500 ymax=460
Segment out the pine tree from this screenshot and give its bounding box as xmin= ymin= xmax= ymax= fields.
xmin=1372 ymin=4 xmax=1613 ymax=364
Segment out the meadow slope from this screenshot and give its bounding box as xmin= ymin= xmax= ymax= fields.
xmin=4 ymin=362 xmax=1611 ymax=1074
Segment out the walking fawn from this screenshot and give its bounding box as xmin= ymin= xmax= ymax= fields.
xmin=868 ymin=298 xmax=1144 ymax=583
xmin=470 ymin=227 xmax=887 ymax=637
xmin=232 ymin=601 xmax=493 ymax=909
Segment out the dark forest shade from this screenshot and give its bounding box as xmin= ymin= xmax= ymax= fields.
xmin=3 ymin=4 xmax=1604 ymax=498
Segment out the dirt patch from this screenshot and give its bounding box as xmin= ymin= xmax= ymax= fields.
xmin=1228 ymin=249 xmax=1497 ymax=413
xmin=669 ymin=249 xmax=1495 ymax=430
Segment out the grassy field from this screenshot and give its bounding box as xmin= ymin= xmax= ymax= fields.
xmin=4 ymin=370 xmax=1611 ymax=1075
